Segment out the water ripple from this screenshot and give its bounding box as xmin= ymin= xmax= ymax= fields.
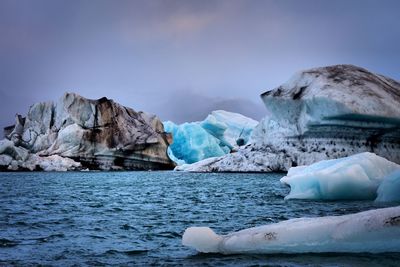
xmin=0 ymin=171 xmax=399 ymax=266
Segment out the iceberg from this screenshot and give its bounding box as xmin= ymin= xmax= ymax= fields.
xmin=376 ymin=170 xmax=400 ymax=202
xmin=281 ymin=152 xmax=400 ymax=200
xmin=163 ymin=121 xmax=227 ymax=164
xmin=164 ymin=111 xmax=257 ymax=165
xmin=1 ymin=93 xmax=175 ymax=171
xmin=201 ymin=110 xmax=258 ymax=149
xmin=180 ymin=65 xmax=400 ymax=172
xmin=182 ymin=206 xmax=400 ymax=254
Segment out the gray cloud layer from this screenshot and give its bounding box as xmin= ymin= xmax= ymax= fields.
xmin=0 ymin=0 xmax=399 ymax=128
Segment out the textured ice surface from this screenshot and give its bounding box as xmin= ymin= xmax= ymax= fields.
xmin=180 ymin=65 xmax=400 ymax=172
xmin=281 ymin=152 xmax=400 ymax=200
xmin=201 ymin=110 xmax=258 ymax=149
xmin=1 ymin=93 xmax=174 ymax=170
xmin=0 ymin=139 xmax=82 ymax=171
xmin=0 ymin=139 xmax=29 ymax=161
xmin=376 ymin=170 xmax=400 ymax=202
xmin=164 ymin=111 xmax=257 ymax=165
xmin=163 ymin=121 xmax=227 ymax=164
xmin=183 ymin=206 xmax=400 ymax=254
xmin=167 ymin=147 xmax=186 ymax=166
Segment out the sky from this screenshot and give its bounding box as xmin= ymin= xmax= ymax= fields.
xmin=0 ymin=0 xmax=399 ymax=129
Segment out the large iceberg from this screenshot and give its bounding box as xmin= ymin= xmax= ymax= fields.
xmin=182 ymin=206 xmax=400 ymax=254
xmin=281 ymin=152 xmax=400 ymax=200
xmin=179 ymin=65 xmax=400 ymax=172
xmin=0 ymin=93 xmax=175 ymax=171
xmin=164 ymin=110 xmax=257 ymax=165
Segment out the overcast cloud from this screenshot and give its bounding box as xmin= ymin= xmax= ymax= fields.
xmin=0 ymin=0 xmax=399 ymax=128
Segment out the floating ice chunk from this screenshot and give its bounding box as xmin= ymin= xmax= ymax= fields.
xmin=375 ymin=170 xmax=400 ymax=202
xmin=164 ymin=111 xmax=258 ymax=165
xmin=163 ymin=121 xmax=226 ymax=164
xmin=182 ymin=227 xmax=223 ymax=253
xmin=175 ymin=156 xmax=221 ymax=171
xmin=182 ymin=206 xmax=400 ymax=254
xmin=281 ymin=152 xmax=400 ymax=200
xmin=201 ymin=110 xmax=258 ymax=148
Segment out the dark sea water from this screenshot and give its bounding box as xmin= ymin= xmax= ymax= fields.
xmin=0 ymin=171 xmax=399 ymax=266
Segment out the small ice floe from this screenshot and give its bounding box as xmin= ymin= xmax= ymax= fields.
xmin=182 ymin=206 xmax=400 ymax=254
xmin=280 ymin=152 xmax=400 ymax=200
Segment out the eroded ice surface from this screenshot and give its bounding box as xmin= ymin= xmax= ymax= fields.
xmin=280 ymin=152 xmax=400 ymax=200
xmin=163 ymin=121 xmax=227 ymax=164
xmin=182 ymin=206 xmax=400 ymax=254
xmin=180 ymin=65 xmax=400 ymax=172
xmin=201 ymin=110 xmax=258 ymax=149
xmin=0 ymin=93 xmax=174 ymax=170
xmin=376 ymin=170 xmax=400 ymax=202
xmin=164 ymin=111 xmax=257 ymax=165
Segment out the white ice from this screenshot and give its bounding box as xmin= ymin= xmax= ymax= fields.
xmin=201 ymin=110 xmax=258 ymax=148
xmin=280 ymin=152 xmax=400 ymax=200
xmin=181 ymin=65 xmax=400 ymax=173
xmin=182 ymin=206 xmax=400 ymax=254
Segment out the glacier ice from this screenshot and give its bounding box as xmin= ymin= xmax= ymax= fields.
xmin=1 ymin=93 xmax=175 ymax=170
xmin=182 ymin=206 xmax=400 ymax=254
xmin=201 ymin=110 xmax=258 ymax=149
xmin=164 ymin=110 xmax=257 ymax=165
xmin=375 ymin=170 xmax=400 ymax=202
xmin=167 ymin=147 xmax=186 ymax=166
xmin=179 ymin=65 xmax=400 ymax=172
xmin=281 ymin=152 xmax=400 ymax=200
xmin=0 ymin=139 xmax=29 ymax=161
xmin=163 ymin=121 xmax=227 ymax=164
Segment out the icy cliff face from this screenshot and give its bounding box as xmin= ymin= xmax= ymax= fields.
xmin=281 ymin=152 xmax=400 ymax=200
xmin=182 ymin=206 xmax=400 ymax=254
xmin=1 ymin=93 xmax=174 ymax=171
xmin=164 ymin=110 xmax=257 ymax=165
xmin=179 ymin=65 xmax=400 ymax=172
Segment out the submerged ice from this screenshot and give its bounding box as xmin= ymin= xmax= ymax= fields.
xmin=281 ymin=152 xmax=400 ymax=200
xmin=182 ymin=206 xmax=400 ymax=254
xmin=164 ymin=110 xmax=257 ymax=165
